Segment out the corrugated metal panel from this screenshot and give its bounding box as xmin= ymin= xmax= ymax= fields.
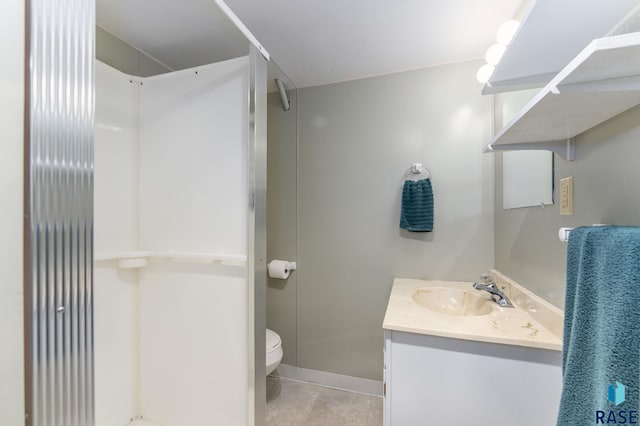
xmin=28 ymin=0 xmax=95 ymax=425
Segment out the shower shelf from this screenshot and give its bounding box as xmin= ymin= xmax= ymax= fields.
xmin=94 ymin=250 xmax=247 ymax=268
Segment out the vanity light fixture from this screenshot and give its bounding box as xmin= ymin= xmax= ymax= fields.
xmin=476 ymin=64 xmax=495 ymax=84
xmin=485 ymin=43 xmax=506 ymax=66
xmin=476 ymin=19 xmax=520 ymax=83
xmin=496 ymin=19 xmax=520 ymax=46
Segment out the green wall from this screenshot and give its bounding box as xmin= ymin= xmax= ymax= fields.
xmin=267 ymin=60 xmax=495 ymax=380
xmin=495 ymin=104 xmax=640 ymax=308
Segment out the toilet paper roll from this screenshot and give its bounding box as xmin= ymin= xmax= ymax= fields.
xmin=268 ymin=260 xmax=291 ymax=279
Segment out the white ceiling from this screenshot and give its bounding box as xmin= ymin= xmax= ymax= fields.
xmin=97 ymin=0 xmax=523 ymax=88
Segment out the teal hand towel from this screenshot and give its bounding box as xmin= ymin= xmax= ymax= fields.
xmin=556 ymin=226 xmax=640 ymax=426
xmin=400 ymin=178 xmax=433 ymax=232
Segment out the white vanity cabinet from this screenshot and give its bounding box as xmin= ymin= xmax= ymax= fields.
xmin=383 ymin=330 xmax=562 ymax=426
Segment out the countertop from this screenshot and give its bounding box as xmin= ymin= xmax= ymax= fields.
xmin=383 ymin=272 xmax=563 ymax=351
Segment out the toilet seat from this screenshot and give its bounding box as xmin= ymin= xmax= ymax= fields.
xmin=266 ymin=328 xmax=283 ymax=375
xmin=266 ymin=328 xmax=281 ymax=353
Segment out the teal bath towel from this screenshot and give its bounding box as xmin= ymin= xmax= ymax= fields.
xmin=556 ymin=226 xmax=640 ymax=426
xmin=400 ymin=178 xmax=434 ymax=232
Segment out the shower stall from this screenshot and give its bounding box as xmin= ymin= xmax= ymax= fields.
xmin=23 ymin=0 xmax=268 ymax=425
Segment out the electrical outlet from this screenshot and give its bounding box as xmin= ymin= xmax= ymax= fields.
xmin=560 ymin=176 xmax=574 ymax=215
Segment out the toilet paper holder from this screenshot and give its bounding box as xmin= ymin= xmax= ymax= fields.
xmin=268 ymin=260 xmax=296 ymax=270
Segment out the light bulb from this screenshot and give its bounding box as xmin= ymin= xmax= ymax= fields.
xmin=485 ymin=44 xmax=506 ymax=66
xmin=476 ymin=64 xmax=495 ymax=84
xmin=496 ymin=20 xmax=520 ymax=46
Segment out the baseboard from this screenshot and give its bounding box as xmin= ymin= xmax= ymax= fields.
xmin=273 ymin=363 xmax=383 ymax=397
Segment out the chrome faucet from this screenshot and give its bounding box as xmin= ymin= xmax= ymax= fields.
xmin=472 ymin=273 xmax=514 ymax=308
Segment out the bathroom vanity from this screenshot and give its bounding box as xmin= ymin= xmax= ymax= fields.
xmin=382 ymin=272 xmax=563 ymax=426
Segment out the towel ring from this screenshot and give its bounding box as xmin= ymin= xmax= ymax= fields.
xmin=403 ymin=162 xmax=431 ymax=179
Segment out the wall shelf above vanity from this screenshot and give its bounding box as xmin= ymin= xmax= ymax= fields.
xmin=485 ymin=32 xmax=640 ymax=160
xmin=483 ymin=0 xmax=639 ymax=94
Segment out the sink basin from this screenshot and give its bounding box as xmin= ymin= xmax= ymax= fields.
xmin=412 ymin=287 xmax=493 ymax=316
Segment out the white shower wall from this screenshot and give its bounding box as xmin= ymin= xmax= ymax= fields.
xmin=95 ymin=62 xmax=138 ymax=425
xmin=94 ymin=57 xmax=249 ymax=426
xmin=137 ymin=57 xmax=249 ymax=426
xmin=138 ymin=59 xmax=248 ymax=253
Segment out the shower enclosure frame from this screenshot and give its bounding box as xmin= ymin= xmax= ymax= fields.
xmin=248 ymin=44 xmax=268 ymax=426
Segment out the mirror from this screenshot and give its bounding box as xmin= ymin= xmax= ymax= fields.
xmin=496 ymin=89 xmax=554 ymax=209
xmin=503 ymin=150 xmax=553 ymax=209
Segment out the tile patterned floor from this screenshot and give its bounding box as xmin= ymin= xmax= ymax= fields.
xmin=266 ymin=375 xmax=383 ymax=426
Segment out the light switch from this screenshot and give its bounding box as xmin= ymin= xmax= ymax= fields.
xmin=560 ymin=176 xmax=574 ymax=215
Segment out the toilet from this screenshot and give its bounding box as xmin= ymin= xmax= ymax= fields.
xmin=266 ymin=328 xmax=283 ymax=376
